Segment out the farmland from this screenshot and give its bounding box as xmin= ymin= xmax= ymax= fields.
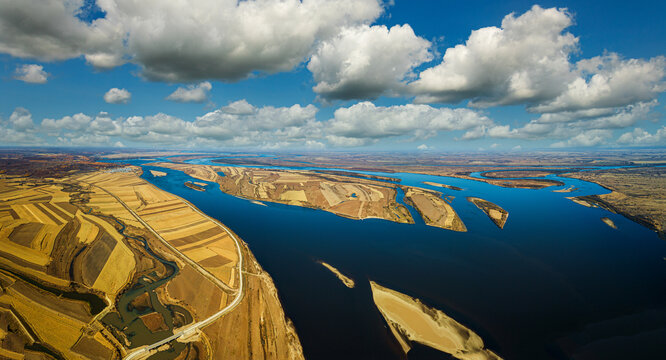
xmin=401 ymin=186 xmax=467 ymax=232
xmin=0 ymin=154 xmax=303 ymax=360
xmin=148 ymin=162 xmax=414 ymax=224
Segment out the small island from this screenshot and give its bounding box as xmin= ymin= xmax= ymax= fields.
xmin=402 ymin=186 xmax=467 ymax=232
xmin=467 ymin=197 xmax=509 ymax=229
xmin=601 ymin=217 xmax=618 ymax=229
xmin=149 ymin=170 xmax=167 ymax=177
xmin=423 ymin=181 xmax=462 ymax=191
xmin=318 ymin=261 xmax=355 ymax=288
xmin=184 ymin=181 xmax=206 ymax=191
xmin=370 ymin=281 xmax=502 ymax=360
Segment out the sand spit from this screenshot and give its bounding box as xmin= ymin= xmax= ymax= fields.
xmin=402 ymin=186 xmax=466 ymax=232
xmin=467 ymin=197 xmax=509 ymax=229
xmin=318 ymin=261 xmax=355 ymax=288
xmin=149 ymin=170 xmax=167 ymax=177
xmin=422 ymin=181 xmax=463 ymax=191
xmin=553 ymin=185 xmax=577 ymax=193
xmin=566 ymin=196 xmax=598 ymax=208
xmin=601 ymin=217 xmax=618 ymax=229
xmin=369 ymin=281 xmax=502 ymax=360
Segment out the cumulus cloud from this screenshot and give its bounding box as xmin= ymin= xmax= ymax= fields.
xmin=0 ymin=108 xmax=39 ymax=144
xmin=166 ymin=82 xmax=212 ymax=103
xmin=308 ymin=24 xmax=431 ymax=100
xmin=14 ymin=64 xmax=48 ymax=83
xmin=325 ymin=101 xmax=490 ymax=144
xmin=410 ymin=5 xmax=577 ymax=106
xmin=551 ymin=130 xmax=613 ymax=148
xmin=8 ymin=107 xmax=34 ymax=131
xmin=41 ymin=113 xmax=92 ymax=131
xmin=0 ymin=0 xmax=124 ymax=67
xmin=104 ymin=88 xmax=131 ymax=104
xmin=25 ymin=100 xmax=322 ymax=148
xmin=531 ymin=54 xmax=666 ymax=113
xmin=0 ymin=0 xmax=384 ymax=82
xmin=408 ymin=5 xmax=666 ymax=120
xmin=617 ymin=126 xmax=666 ymax=145
xmin=463 ymin=100 xmax=658 ymax=145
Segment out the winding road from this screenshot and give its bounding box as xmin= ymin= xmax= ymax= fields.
xmin=86 ymin=181 xmax=245 ymax=360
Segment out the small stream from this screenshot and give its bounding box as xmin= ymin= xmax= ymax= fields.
xmin=93 ymin=211 xmax=192 ymax=359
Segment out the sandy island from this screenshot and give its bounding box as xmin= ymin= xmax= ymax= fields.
xmin=423 ymin=181 xmax=463 ymax=191
xmin=370 ymin=281 xmax=502 ymax=360
xmin=601 ymin=217 xmax=618 ymax=229
xmin=318 ymin=261 xmax=355 ymax=288
xmin=553 ymin=185 xmax=577 ymax=193
xmin=467 ymin=197 xmax=509 ymax=229
xmin=149 ymin=170 xmax=167 ymax=177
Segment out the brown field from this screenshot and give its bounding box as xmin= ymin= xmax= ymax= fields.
xmin=200 ymin=243 xmax=303 ymax=360
xmin=402 ymin=186 xmax=466 ymax=232
xmin=370 ymin=281 xmax=502 ymax=360
xmin=564 ymin=166 xmax=666 ymax=238
xmin=467 ymin=197 xmax=509 ymax=229
xmin=140 ymin=312 xmax=169 ymax=333
xmin=148 ymin=162 xmax=414 ymax=224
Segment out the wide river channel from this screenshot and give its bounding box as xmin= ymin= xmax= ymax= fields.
xmin=109 ymin=157 xmax=666 ymax=360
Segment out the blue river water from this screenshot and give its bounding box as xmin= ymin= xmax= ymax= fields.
xmin=107 ymin=158 xmax=666 ymax=360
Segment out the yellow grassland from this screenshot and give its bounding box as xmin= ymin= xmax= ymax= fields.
xmin=75 ymin=213 xmax=99 ymax=244
xmin=0 ymin=348 xmax=23 ymax=360
xmin=93 ymin=239 xmax=136 ymax=295
xmin=1 ymin=287 xmax=87 ymax=359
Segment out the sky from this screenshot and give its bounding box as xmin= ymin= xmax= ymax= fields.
xmin=1 ymin=0 xmax=665 ymax=151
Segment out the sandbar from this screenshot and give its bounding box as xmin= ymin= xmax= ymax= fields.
xmin=318 ymin=261 xmax=355 ymax=288
xmin=369 ymin=281 xmax=502 ymax=360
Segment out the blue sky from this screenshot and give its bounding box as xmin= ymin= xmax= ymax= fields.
xmin=1 ymin=0 xmax=665 ymax=151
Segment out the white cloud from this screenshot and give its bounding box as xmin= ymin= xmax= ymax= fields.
xmin=0 ymin=0 xmax=124 ymax=66
xmin=14 ymin=64 xmax=48 ymax=83
xmin=408 ymin=5 xmax=666 ymax=121
xmin=532 ymin=54 xmax=666 ymax=113
xmin=104 ymin=88 xmax=131 ymax=104
xmin=473 ymin=100 xmax=658 ymax=142
xmin=9 ymin=107 xmax=34 ymax=131
xmin=551 ymin=129 xmax=613 ymax=148
xmin=166 ymin=82 xmax=212 ymax=103
xmin=617 ymin=126 xmax=666 ymax=145
xmin=41 ymin=113 xmax=92 ymax=131
xmin=417 ymin=144 xmax=430 ymax=150
xmin=0 ymin=108 xmax=38 ymax=144
xmin=410 ymin=5 xmax=577 ymax=106
xmin=326 ymin=102 xmax=490 ymax=142
xmin=0 ymin=0 xmax=384 ymax=81
xmin=325 ymin=135 xmax=373 ymax=147
xmin=308 ymin=24 xmax=431 ymax=100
